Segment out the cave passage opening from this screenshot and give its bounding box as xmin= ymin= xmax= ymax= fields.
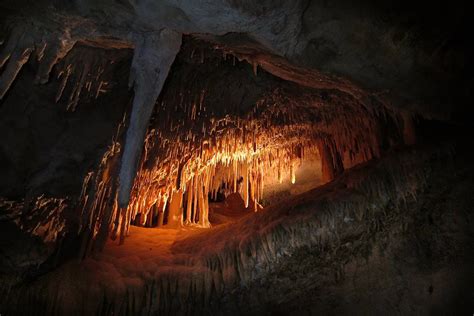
xmin=69 ymin=37 xmax=406 ymax=255
xmin=128 ymin=143 xmax=324 ymax=230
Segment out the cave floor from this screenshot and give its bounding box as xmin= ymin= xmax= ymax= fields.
xmin=14 ymin=195 xmax=261 ymax=315
xmin=101 ymin=193 xmax=253 ymax=269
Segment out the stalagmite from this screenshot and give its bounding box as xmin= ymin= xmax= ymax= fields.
xmin=157 ymin=207 xmax=165 ymax=227
xmin=168 ymin=189 xmax=183 ymax=227
xmin=118 ymin=30 xmax=182 ymax=207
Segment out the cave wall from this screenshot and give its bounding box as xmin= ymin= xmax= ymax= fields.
xmin=298 ymin=0 xmax=473 ymax=118
xmin=0 ymin=44 xmax=132 ymax=278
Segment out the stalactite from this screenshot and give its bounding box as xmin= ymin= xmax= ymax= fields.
xmin=193 ymin=174 xmax=199 ymax=223
xmin=0 ymin=26 xmax=81 ymax=101
xmin=0 ymin=46 xmax=33 ymax=99
xmin=290 ymin=162 xmax=296 ymax=184
xmin=55 ymin=64 xmax=73 ymax=102
xmin=185 ymin=180 xmax=193 ymax=225
xmin=242 ymin=162 xmax=249 ymax=208
xmin=34 ymin=36 xmax=76 ymax=84
xmin=67 ymin=61 xmax=90 ymax=111
xmin=118 ymin=30 xmax=182 ymax=208
xmin=278 ymin=159 xmax=283 ymax=184
xmin=233 ymin=159 xmax=238 ymax=192
xmin=252 ymin=61 xmax=258 ymax=76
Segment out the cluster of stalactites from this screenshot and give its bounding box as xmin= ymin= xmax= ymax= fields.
xmin=0 ymin=24 xmax=125 ymax=112
xmin=75 ymin=43 xmax=412 ymax=250
xmin=76 ymin=106 xmax=405 ymax=251
xmin=75 ymin=89 xmax=409 ymax=251
xmin=77 ymin=139 xmax=308 ymax=250
xmin=0 ymin=25 xmax=76 ymax=100
xmin=76 ymin=106 xmax=407 ymax=252
xmin=123 ymin=139 xmax=308 ymax=234
xmin=108 ymin=78 xmax=397 ymax=239
xmin=55 ymin=58 xmax=112 ymax=112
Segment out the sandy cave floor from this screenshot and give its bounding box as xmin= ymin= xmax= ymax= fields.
xmin=102 ymin=193 xmax=252 ymax=267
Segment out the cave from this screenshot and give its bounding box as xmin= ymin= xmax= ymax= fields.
xmin=0 ymin=1 xmax=473 ymax=315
